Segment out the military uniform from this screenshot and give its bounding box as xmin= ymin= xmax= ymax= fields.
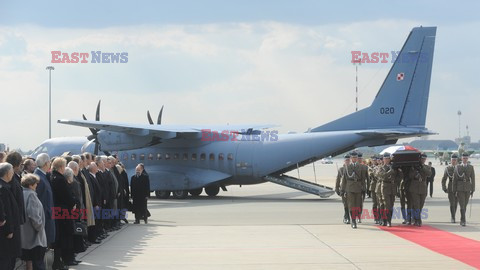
xmin=452 ymin=157 xmax=475 ymax=226
xmin=340 ymin=161 xmax=366 ymax=229
xmin=408 ymin=163 xmax=432 ymax=226
xmin=441 ymin=158 xmax=458 ymax=222
xmin=368 ymin=159 xmax=380 ymax=224
xmin=398 ymin=173 xmax=411 ymax=224
xmin=335 ymin=164 xmax=349 ymax=224
xmin=375 ymin=164 xmax=384 ymax=224
xmin=377 ymin=155 xmax=402 ymax=226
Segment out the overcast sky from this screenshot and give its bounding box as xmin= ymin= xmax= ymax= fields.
xmin=1 ymin=0 xmax=479 ymax=150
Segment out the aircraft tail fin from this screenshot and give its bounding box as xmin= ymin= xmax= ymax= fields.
xmin=312 ymin=26 xmax=436 ymax=132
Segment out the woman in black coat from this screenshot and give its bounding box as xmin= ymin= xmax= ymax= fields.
xmin=50 ymin=158 xmax=78 ymax=268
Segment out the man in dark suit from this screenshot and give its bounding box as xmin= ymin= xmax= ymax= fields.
xmin=6 ymin=152 xmax=25 ymax=225
xmin=0 ymin=163 xmax=22 ymax=270
xmin=86 ymin=162 xmax=103 ymax=243
xmin=131 ymin=164 xmax=150 ymax=224
xmin=33 ymin=153 xmax=56 ymax=270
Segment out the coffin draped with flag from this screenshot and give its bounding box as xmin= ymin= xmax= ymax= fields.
xmin=381 ymin=145 xmax=422 ymax=168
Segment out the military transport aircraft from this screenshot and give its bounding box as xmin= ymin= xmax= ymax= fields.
xmin=54 ymin=26 xmax=436 ymax=199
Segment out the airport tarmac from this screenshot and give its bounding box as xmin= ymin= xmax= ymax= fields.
xmin=72 ymin=159 xmax=480 ymax=269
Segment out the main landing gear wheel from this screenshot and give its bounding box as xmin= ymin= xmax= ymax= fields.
xmin=205 ymin=186 xmax=220 ymax=197
xmin=189 ymin=188 xmax=203 ymax=197
xmin=155 ymin=190 xmax=171 ymax=199
xmin=172 ymin=190 xmax=189 ymax=199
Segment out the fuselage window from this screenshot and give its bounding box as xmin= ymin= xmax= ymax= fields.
xmin=157 ymin=153 xmax=162 ymax=160
xmin=122 ymin=153 xmax=128 ymax=161
xmin=140 ymin=154 xmax=145 ymax=160
xmin=227 ymin=153 xmax=233 ymax=161
xmin=200 ymin=153 xmax=206 ymax=161
xmin=173 ymin=153 xmax=179 ymax=160
xmin=209 ymin=153 xmax=215 ymax=161
xmin=131 ymin=154 xmax=136 ymax=160
xmin=218 ymin=153 xmax=224 ymax=161
xmin=148 ymin=153 xmax=153 ymax=160
xmin=191 ymin=153 xmax=197 ymax=161
xmin=165 ymin=153 xmax=171 ymax=160
xmin=183 ymin=153 xmax=188 ymax=160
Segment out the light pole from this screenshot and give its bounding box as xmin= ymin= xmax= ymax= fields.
xmin=352 ymin=60 xmax=361 ymax=112
xmin=46 ymin=66 xmax=55 ymax=139
xmin=457 ymin=110 xmax=462 ymax=140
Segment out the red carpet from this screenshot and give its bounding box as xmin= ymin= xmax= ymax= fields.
xmin=379 ymin=225 xmax=480 ymax=268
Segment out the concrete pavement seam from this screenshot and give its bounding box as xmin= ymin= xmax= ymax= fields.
xmin=299 ymin=225 xmax=361 ymax=270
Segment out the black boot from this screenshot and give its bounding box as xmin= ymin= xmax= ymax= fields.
xmin=460 ymin=209 xmax=466 ymax=226
xmin=350 ymin=211 xmax=357 ymax=229
xmin=401 ymin=208 xmax=407 ymax=224
xmin=387 ymin=210 xmax=392 ymax=227
xmin=381 ymin=209 xmax=387 ymax=226
xmin=450 ymin=205 xmax=456 ymax=223
xmin=343 ymin=208 xmax=350 ymax=224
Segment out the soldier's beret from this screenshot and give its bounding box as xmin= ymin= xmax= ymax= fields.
xmin=383 ymin=152 xmax=391 ymax=158
xmin=344 ymin=154 xmax=351 ymax=159
xmin=462 ymin=152 xmax=469 ymax=157
xmin=451 ymin=154 xmax=458 ymax=159
xmin=350 ymin=151 xmax=358 ymax=157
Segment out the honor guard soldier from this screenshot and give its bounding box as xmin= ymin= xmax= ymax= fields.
xmin=356 ymin=153 xmax=369 ymax=223
xmin=453 ymin=153 xmax=475 ymax=226
xmin=441 ymin=154 xmax=459 ymax=223
xmin=340 ymin=151 xmax=366 ymax=229
xmin=375 ymin=156 xmax=385 ymax=225
xmin=335 ymin=154 xmax=351 ymax=224
xmin=408 ymin=153 xmax=432 ymax=226
xmin=368 ymin=156 xmax=380 ymax=224
xmin=378 ymin=153 xmax=402 ymax=227
xmin=398 ymin=168 xmax=411 ymax=225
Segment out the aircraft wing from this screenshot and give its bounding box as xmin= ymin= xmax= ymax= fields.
xmin=58 ymin=119 xmax=276 ymax=138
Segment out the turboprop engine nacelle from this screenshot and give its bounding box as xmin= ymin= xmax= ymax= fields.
xmin=98 ymin=130 xmax=158 ymax=151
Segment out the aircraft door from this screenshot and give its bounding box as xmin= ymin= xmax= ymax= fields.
xmin=235 ymin=142 xmax=255 ymax=177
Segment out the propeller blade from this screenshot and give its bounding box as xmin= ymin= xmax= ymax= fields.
xmin=82 ymin=114 xmax=98 ymax=135
xmin=81 ymin=139 xmax=95 ymax=153
xmin=94 ymin=141 xmax=99 ymax=155
xmin=95 ymin=100 xmax=101 ymax=121
xmin=147 ymin=110 xmax=154 ymax=125
xmin=157 ymin=105 xmax=164 ymax=125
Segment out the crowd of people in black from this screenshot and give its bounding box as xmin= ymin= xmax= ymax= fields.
xmin=0 ymin=151 xmax=151 ymax=270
